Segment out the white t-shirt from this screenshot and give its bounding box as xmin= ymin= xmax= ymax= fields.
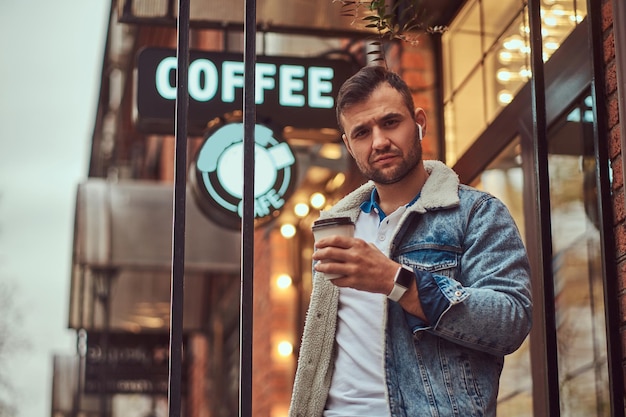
xmin=324 ymin=205 xmax=408 ymax=416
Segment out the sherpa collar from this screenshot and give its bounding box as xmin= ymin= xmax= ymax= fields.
xmin=319 ymin=160 xmax=460 ymax=222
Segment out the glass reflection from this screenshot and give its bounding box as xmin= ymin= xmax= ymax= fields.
xmin=548 ymin=96 xmax=609 ymax=416
xmin=473 ymin=138 xmax=533 ymax=416
xmin=442 ymin=0 xmax=587 ymax=166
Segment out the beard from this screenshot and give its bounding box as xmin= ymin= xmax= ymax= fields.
xmin=355 ymin=126 xmax=423 ymax=185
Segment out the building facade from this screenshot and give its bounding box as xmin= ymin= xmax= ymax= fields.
xmin=52 ymin=0 xmax=626 ymax=416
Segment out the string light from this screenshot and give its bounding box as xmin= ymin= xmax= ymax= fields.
xmin=276 ymin=274 xmax=293 ymax=289
xmin=498 ymin=90 xmax=514 ymax=105
xmin=277 ymin=341 xmax=293 ymax=357
xmin=496 ymin=3 xmax=584 ymax=108
xmin=310 ymin=192 xmax=326 ymax=209
xmin=294 ymin=202 xmax=310 ymax=217
xmin=280 ymin=223 xmax=296 ymax=238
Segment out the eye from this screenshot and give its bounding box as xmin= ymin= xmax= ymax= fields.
xmin=352 ymin=128 xmax=368 ymax=139
xmin=383 ymin=118 xmax=400 ymax=128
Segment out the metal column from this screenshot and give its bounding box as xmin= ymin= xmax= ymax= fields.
xmin=240 ymin=0 xmax=257 ymax=415
xmin=527 ymin=0 xmax=560 ymax=415
xmin=168 ymin=0 xmax=190 ymax=416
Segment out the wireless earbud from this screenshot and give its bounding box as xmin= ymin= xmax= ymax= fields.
xmin=417 ymin=124 xmax=423 ymax=141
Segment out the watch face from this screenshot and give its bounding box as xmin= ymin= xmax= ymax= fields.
xmin=396 ymin=266 xmax=415 ymax=288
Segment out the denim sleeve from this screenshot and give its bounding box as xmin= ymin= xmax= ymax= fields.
xmin=404 ymin=269 xmax=467 ymax=331
xmin=425 ymin=195 xmax=531 ymax=356
xmin=405 ymin=270 xmax=445 ymax=329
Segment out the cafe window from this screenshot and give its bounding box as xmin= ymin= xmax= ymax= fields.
xmin=474 ymin=138 xmax=533 ymax=415
xmin=547 ymin=95 xmax=610 ymax=415
xmin=472 ymin=92 xmax=613 ymax=415
xmin=440 ymin=0 xmax=618 ymax=415
xmin=442 ymin=0 xmax=587 ymax=165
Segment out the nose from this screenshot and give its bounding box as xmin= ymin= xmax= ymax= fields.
xmin=371 ymin=126 xmax=390 ymax=150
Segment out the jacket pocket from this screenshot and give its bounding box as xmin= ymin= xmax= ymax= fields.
xmin=398 ymin=248 xmax=459 ymax=279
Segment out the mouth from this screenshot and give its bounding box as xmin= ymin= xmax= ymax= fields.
xmin=371 ymin=153 xmax=399 ymax=164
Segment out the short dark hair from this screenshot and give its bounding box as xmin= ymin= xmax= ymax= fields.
xmin=335 ymin=65 xmax=415 ymax=133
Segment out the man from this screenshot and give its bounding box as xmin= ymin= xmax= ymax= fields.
xmin=288 ymin=65 xmax=532 ymax=417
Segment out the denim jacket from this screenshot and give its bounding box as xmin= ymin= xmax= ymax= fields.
xmin=289 ymin=160 xmax=532 ymax=417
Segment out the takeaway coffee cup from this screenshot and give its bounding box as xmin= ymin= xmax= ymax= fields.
xmin=312 ymin=217 xmax=355 ymax=279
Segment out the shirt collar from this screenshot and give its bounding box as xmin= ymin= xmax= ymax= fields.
xmin=360 ymin=188 xmax=421 ymax=221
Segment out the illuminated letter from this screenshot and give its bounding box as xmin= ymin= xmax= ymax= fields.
xmin=255 ymin=63 xmax=276 ymax=104
xmin=309 ymin=67 xmax=334 ymax=108
xmin=222 ymin=61 xmax=244 ymax=103
xmin=279 ymin=65 xmax=305 ymax=107
xmin=188 ymin=59 xmax=218 ymax=102
xmin=155 ymin=56 xmax=177 ymax=100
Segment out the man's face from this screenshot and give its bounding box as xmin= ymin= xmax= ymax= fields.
xmin=340 ymin=84 xmax=423 ymax=185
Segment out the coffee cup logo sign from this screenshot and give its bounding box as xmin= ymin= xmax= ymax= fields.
xmin=190 ymin=122 xmax=297 ymax=229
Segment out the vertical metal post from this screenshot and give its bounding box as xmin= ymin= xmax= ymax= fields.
xmin=240 ymin=0 xmax=256 ymax=415
xmin=432 ymin=33 xmax=446 ymax=162
xmin=527 ymin=1 xmax=560 ymax=416
xmin=168 ymin=0 xmax=190 ymax=416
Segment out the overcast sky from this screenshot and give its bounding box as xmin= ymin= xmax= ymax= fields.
xmin=0 ymin=1 xmax=109 ymax=416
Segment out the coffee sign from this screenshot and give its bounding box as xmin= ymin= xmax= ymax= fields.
xmin=136 ymin=48 xmax=354 ymax=135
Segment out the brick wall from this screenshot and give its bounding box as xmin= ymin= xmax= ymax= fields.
xmin=398 ymin=37 xmax=439 ymax=161
xmin=252 ymin=227 xmax=300 ymax=417
xmin=603 ymin=0 xmax=626 ymax=396
xmin=253 ymin=229 xmax=273 ymax=416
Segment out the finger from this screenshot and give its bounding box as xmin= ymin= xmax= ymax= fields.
xmin=314 ymin=258 xmax=348 ymax=277
xmin=312 ymin=245 xmax=349 ymax=262
xmin=326 ymin=275 xmax=351 ymax=286
xmin=314 ymin=235 xmax=354 ymax=249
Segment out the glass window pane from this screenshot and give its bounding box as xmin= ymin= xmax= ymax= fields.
xmin=443 ymin=100 xmax=457 ymax=164
xmin=497 ymin=340 xmax=533 ymax=416
xmin=548 ymin=95 xmax=610 ymax=417
xmin=482 ymin=0 xmax=526 ymax=48
xmin=444 ymin=67 xmax=485 ymax=165
xmin=444 ymin=0 xmax=482 ymax=95
xmin=485 ymin=11 xmax=530 ymax=122
xmin=442 ymin=32 xmax=454 ymax=103
xmin=473 ymin=138 xmax=533 ymax=416
xmin=542 ymin=0 xmax=588 ymax=62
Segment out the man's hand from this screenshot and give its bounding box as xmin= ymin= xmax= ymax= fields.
xmin=312 ymin=235 xmax=427 ymax=321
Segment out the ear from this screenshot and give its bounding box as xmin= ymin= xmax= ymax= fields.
xmin=414 ymin=108 xmax=427 ymax=137
xmin=342 ymin=133 xmax=355 ymax=158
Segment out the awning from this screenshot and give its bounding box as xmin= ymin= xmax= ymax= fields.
xmin=68 ymin=179 xmax=241 ymax=331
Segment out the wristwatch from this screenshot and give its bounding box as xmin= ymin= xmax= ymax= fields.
xmin=387 ymin=264 xmax=414 ymax=302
